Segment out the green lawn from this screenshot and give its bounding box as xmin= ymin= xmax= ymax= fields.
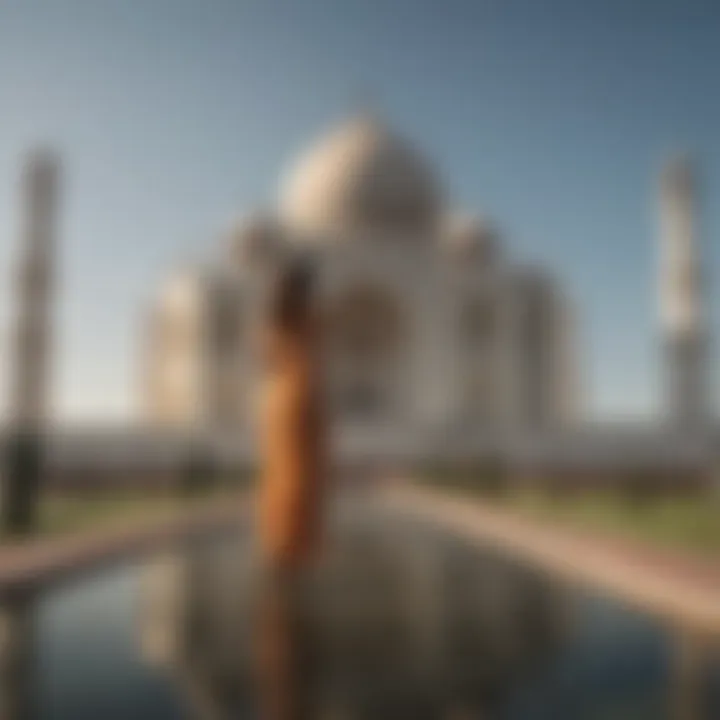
xmin=34 ymin=486 xmax=247 ymax=537
xmin=498 ymin=491 xmax=720 ymax=557
xmin=37 ymin=495 xmax=186 ymax=535
xmin=418 ymin=474 xmax=720 ymax=557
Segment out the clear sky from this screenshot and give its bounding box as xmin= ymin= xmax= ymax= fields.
xmin=1 ymin=0 xmax=719 ymax=422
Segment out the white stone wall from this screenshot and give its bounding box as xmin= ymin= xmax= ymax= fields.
xmin=143 ymin=224 xmax=579 ymax=457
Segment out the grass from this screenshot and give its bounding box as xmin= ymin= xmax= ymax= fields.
xmin=37 ymin=494 xmax=195 ymax=536
xmin=417 ymin=472 xmax=720 ymax=557
xmin=498 ymin=490 xmax=720 ymax=557
xmin=22 ymin=482 xmax=252 ymax=539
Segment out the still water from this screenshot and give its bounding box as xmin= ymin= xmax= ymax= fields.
xmin=1 ymin=498 xmax=718 ymax=719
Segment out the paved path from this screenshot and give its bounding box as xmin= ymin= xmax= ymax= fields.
xmin=0 ymin=498 xmax=247 ymax=591
xmin=384 ymin=484 xmax=720 ymax=640
xmin=2 ymin=484 xmax=719 ymax=643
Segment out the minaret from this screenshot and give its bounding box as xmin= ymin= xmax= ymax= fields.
xmin=1 ymin=149 xmax=59 ymax=534
xmin=659 ymin=156 xmax=707 ymax=429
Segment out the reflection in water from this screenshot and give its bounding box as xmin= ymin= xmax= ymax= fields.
xmin=0 ymin=589 xmax=38 ymax=720
xmin=2 ymin=503 xmax=717 ymax=718
xmin=139 ymin=499 xmax=570 ymax=718
xmin=255 ymin=569 xmax=319 ymax=720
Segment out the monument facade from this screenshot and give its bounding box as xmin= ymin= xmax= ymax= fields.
xmin=143 ymin=115 xmax=579 ymax=460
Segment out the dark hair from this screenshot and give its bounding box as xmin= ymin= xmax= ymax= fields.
xmin=269 ymin=258 xmax=315 ymax=333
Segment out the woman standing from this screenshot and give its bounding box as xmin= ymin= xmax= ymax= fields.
xmin=256 ymin=258 xmax=326 ymax=572
xmin=254 ymin=258 xmax=326 ymax=720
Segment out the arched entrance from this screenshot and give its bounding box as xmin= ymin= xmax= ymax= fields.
xmin=324 ymin=285 xmax=408 ymax=426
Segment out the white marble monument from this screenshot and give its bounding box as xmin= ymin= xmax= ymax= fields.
xmin=143 ymin=115 xmax=579 ymax=461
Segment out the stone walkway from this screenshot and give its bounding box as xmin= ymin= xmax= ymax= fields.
xmin=384 ymin=484 xmax=720 ymax=640
xmin=0 ymin=499 xmax=247 ymax=591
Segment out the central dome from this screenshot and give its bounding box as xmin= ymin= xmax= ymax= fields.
xmin=279 ymin=115 xmax=442 ymax=240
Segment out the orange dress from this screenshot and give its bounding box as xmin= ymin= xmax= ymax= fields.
xmin=257 ymin=326 xmax=325 ymax=569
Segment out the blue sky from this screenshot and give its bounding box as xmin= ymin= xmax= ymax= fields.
xmin=1 ymin=0 xmax=719 ymax=421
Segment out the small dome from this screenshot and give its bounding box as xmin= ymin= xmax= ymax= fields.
xmin=442 ymin=213 xmax=500 ymax=264
xmin=279 ymin=115 xmax=442 ymax=240
xmin=227 ymin=212 xmax=284 ymax=266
